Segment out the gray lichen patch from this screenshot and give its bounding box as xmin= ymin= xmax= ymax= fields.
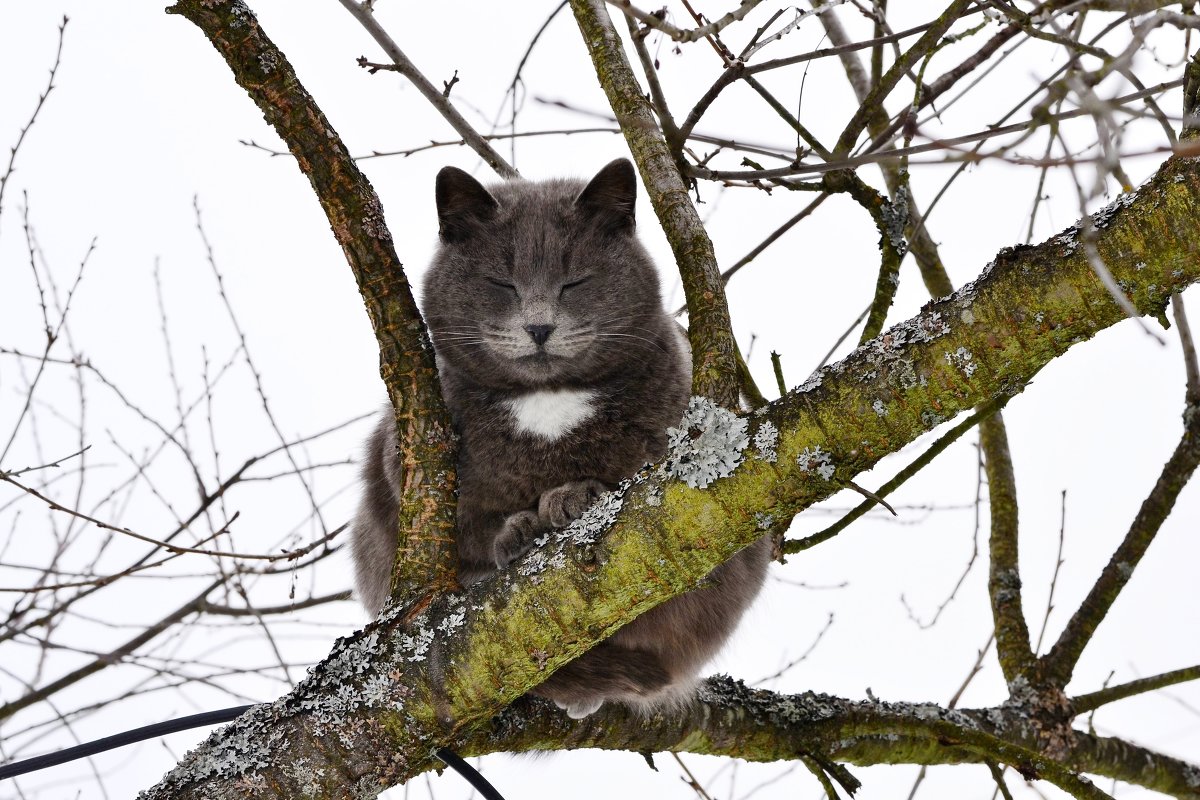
xmin=516 ymin=486 xmax=628 ymax=579
xmin=558 ymin=489 xmax=624 ymax=546
xmin=663 ymin=396 xmax=750 ymax=488
xmin=361 ymin=197 xmax=392 ymax=241
xmin=945 ymin=346 xmax=977 ymax=377
xmin=396 ymin=621 xmax=435 ymax=662
xmin=880 ymin=185 xmax=910 ymax=256
xmin=1091 ymin=189 xmax=1139 ymax=229
xmin=991 ymin=567 xmax=1022 ymax=603
xmin=752 ymin=420 xmax=779 ymax=462
xmin=1054 ymin=222 xmax=1081 ymax=255
xmin=283 ymin=758 xmax=328 ymax=799
xmin=797 ymin=445 xmax=835 ymax=481
xmin=837 ymin=309 xmax=950 ymax=393
xmin=257 ymin=49 xmax=279 ymax=74
xmin=226 ymin=0 xmax=256 ymax=28
xmin=137 ymin=702 xmax=289 ymax=796
xmin=795 ymin=368 xmax=825 ymax=394
xmin=921 ymin=409 xmax=945 ymax=429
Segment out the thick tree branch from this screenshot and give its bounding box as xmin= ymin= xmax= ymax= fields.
xmin=454 ymin=679 xmax=1200 ymax=799
xmin=167 ymin=0 xmax=459 ymax=601
xmin=142 ymin=153 xmax=1200 ymax=798
xmin=570 ymin=0 xmax=741 ymax=406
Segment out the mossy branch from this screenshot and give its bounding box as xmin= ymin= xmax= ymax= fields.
xmin=142 ymin=153 xmax=1200 ymax=798
xmin=456 ymin=676 xmax=1200 ymax=797
xmin=570 ymin=0 xmax=741 ymax=407
xmin=1072 ymin=664 xmax=1200 ymax=716
xmin=167 ymin=0 xmax=459 ymax=599
xmin=982 ymin=413 xmax=1037 ymax=686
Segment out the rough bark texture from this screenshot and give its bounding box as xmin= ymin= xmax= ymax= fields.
xmin=167 ymin=0 xmax=459 ymax=600
xmin=139 ymin=151 xmax=1200 ymax=798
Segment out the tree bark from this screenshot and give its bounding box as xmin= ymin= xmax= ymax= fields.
xmin=139 ymin=146 xmax=1200 ymax=797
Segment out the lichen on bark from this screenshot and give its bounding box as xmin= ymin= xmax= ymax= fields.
xmin=141 ymin=144 xmax=1200 ymax=797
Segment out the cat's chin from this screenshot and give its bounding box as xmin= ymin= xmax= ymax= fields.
xmin=510 ymin=352 xmax=570 ymax=381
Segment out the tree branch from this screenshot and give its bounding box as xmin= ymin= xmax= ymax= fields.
xmin=450 ymin=678 xmax=1197 ymax=799
xmin=570 ymin=0 xmax=741 ymax=406
xmin=1071 ymin=664 xmax=1200 ymax=715
xmin=831 ymin=0 xmax=972 ymax=157
xmin=1042 ymin=397 xmax=1200 ymax=685
xmin=141 ymin=152 xmax=1200 ymax=798
xmin=336 ymin=0 xmax=518 ymax=178
xmin=983 ymin=413 xmax=1036 ymax=686
xmin=167 ymin=0 xmax=460 ymax=601
xmin=605 ymin=0 xmax=764 ymax=44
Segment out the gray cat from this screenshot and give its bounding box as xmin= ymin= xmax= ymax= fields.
xmin=351 ymin=158 xmax=771 ymax=718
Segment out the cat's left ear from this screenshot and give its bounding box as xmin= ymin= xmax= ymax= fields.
xmin=575 ymin=158 xmax=636 ymax=232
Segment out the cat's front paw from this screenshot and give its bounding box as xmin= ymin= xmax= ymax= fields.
xmin=554 ymin=697 xmax=604 ymax=719
xmin=538 ymin=479 xmax=608 ymax=528
xmin=493 ymin=510 xmax=547 ymax=568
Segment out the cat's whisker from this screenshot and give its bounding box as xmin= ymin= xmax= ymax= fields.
xmin=593 ymin=333 xmax=668 ymax=355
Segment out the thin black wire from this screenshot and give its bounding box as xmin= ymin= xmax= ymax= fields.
xmin=0 ymin=705 xmax=253 ymax=780
xmin=0 ymin=704 xmax=509 ymax=799
xmin=435 ymin=747 xmax=508 ymax=800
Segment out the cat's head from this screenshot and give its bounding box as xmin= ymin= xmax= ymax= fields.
xmin=421 ymin=159 xmax=668 ymax=390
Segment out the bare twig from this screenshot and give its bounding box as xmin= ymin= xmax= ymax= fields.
xmin=337 ymin=0 xmax=518 ymax=177
xmin=1043 ymin=397 xmax=1200 ymax=685
xmin=607 ymin=0 xmax=764 ymax=44
xmin=0 ymin=16 xmax=67 ymax=237
xmin=1072 ymin=664 xmax=1200 ymax=714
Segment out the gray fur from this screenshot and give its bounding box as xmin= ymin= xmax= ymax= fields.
xmin=351 ymin=159 xmax=771 ymax=717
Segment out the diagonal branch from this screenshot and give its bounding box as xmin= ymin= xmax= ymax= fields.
xmin=141 ymin=152 xmax=1200 ymax=799
xmin=570 ymin=0 xmax=741 ymax=406
xmin=335 ymin=0 xmax=518 ymax=179
xmin=1042 ymin=400 xmax=1200 ymax=685
xmin=1071 ymin=664 xmax=1200 ymax=715
xmin=831 ymin=0 xmax=972 ymax=157
xmin=167 ymin=0 xmax=459 ymax=600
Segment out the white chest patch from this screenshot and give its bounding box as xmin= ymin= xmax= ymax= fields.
xmin=504 ymin=388 xmax=598 ymax=441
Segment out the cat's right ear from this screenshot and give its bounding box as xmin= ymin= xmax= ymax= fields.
xmin=575 ymin=158 xmax=636 ymax=233
xmin=435 ymin=167 xmax=498 ymax=242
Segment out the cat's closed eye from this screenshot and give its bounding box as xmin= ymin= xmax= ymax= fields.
xmin=560 ymin=276 xmax=590 ymax=296
xmin=484 ymin=277 xmax=517 ymax=294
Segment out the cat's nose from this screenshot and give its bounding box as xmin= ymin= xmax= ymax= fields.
xmin=524 ymin=324 xmax=555 ymax=347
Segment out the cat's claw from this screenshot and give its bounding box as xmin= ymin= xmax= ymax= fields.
xmin=492 ymin=510 xmax=546 ymax=568
xmin=538 ymin=479 xmax=608 ymax=528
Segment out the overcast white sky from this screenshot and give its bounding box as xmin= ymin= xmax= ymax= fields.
xmin=1 ymin=2 xmax=1197 ymax=799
